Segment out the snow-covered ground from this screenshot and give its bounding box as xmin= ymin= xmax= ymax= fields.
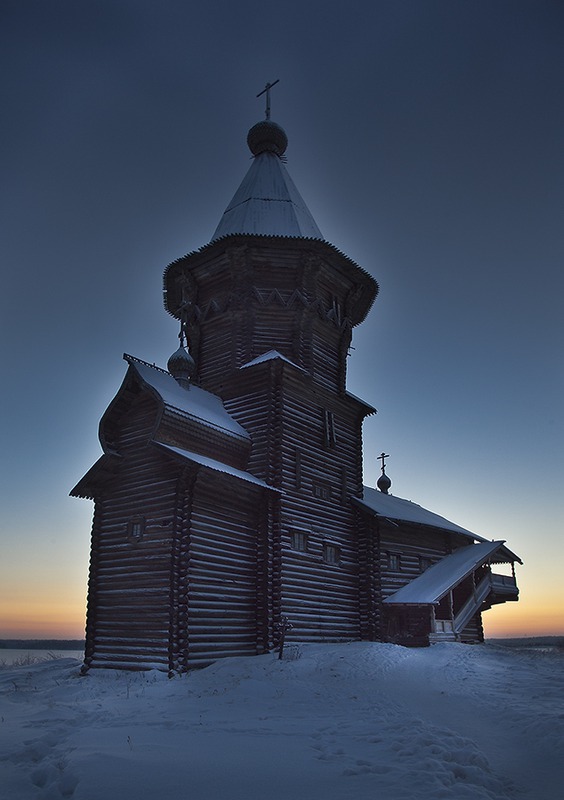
xmin=1 ymin=642 xmax=562 ymax=800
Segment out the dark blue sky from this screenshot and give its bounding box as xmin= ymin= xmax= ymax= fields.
xmin=1 ymin=0 xmax=562 ymax=636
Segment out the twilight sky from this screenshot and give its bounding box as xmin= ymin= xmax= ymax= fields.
xmin=1 ymin=0 xmax=562 ymax=638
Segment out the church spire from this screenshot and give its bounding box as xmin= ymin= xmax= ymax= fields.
xmin=211 ymin=84 xmax=323 ymax=241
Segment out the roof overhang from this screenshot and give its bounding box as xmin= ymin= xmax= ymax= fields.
xmin=384 ymin=541 xmax=520 ymax=606
xmin=164 ymin=234 xmax=378 ymax=326
xmin=352 ymin=488 xmax=485 ymax=543
xmin=152 ymin=442 xmax=281 ymax=492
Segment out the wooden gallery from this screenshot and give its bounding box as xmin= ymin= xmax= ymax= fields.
xmin=72 ymin=109 xmax=521 ymax=672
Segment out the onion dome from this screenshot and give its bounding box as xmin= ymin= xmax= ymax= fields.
xmin=247 ymin=120 xmax=288 ymax=157
xmin=377 ymin=470 xmax=392 ymax=494
xmin=167 ymin=345 xmax=195 ymax=389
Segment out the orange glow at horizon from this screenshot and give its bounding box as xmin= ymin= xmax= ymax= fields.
xmin=1 ymin=596 xmax=562 ymax=641
xmin=0 ymin=597 xmax=86 ymax=639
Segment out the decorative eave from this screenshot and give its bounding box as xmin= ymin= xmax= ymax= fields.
xmin=163 ymin=234 xmax=378 ymax=327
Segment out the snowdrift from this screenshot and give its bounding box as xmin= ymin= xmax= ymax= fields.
xmin=1 ymin=642 xmax=562 ymax=800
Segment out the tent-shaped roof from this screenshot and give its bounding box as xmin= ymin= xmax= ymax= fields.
xmin=383 ymin=540 xmax=507 ymax=605
xmin=211 ymin=120 xmax=323 ymax=241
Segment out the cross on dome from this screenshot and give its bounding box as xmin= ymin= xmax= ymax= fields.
xmin=377 ymin=452 xmax=392 ymax=494
xmin=256 ymin=79 xmax=279 ymax=120
xmin=378 ymin=452 xmax=390 ymax=471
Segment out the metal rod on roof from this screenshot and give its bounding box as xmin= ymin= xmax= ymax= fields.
xmin=256 ymin=79 xmax=280 ymax=120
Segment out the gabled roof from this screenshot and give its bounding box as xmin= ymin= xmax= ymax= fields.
xmin=124 ymin=355 xmax=249 ymax=441
xmin=383 ymin=540 xmax=507 ymax=605
xmin=211 ymin=151 xmax=323 ymax=241
xmin=354 ymin=486 xmax=485 ymax=542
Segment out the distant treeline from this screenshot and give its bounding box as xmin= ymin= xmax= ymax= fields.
xmin=0 ymin=640 xmax=85 ymax=650
xmin=488 ymin=636 xmax=564 ymax=649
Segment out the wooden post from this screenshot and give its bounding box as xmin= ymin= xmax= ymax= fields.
xmin=275 ymin=616 xmax=293 ymax=660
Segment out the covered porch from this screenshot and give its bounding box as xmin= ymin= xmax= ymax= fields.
xmin=383 ymin=540 xmax=521 ymax=645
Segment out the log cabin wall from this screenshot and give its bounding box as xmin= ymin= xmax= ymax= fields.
xmin=378 ymin=519 xmax=453 ymax=604
xmin=164 ymin=238 xmax=375 ymax=397
xmin=185 ymin=471 xmax=266 ymax=666
xmin=357 ymin=512 xmax=381 ymax=641
xmin=223 ymin=356 xmax=370 ymax=642
xmin=84 ymin=393 xmax=183 ymax=670
xmin=156 ymin=409 xmax=250 ymax=471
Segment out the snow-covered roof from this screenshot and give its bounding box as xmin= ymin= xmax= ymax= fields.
xmin=154 ymin=442 xmax=278 ymax=491
xmin=354 ymin=486 xmax=486 ymax=542
xmin=383 ymin=541 xmax=505 ymax=605
xmin=125 ymin=355 xmax=249 ymax=441
xmin=239 ymin=350 xmax=303 ymax=370
xmin=211 ymin=152 xmax=323 ymax=240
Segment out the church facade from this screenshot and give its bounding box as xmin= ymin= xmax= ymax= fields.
xmin=72 ymin=111 xmax=520 ymax=672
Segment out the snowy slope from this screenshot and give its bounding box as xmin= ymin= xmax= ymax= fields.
xmin=1 ymin=643 xmax=562 ymax=800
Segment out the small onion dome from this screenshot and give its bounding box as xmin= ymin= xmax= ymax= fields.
xmin=167 ymin=345 xmax=195 ymax=389
xmin=377 ymin=470 xmax=392 ymax=495
xmin=247 ymin=120 xmax=288 ymax=157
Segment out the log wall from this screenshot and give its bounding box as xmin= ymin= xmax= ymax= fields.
xmin=224 ymin=359 xmax=370 ymax=644
xmin=85 ymin=394 xmax=182 ymax=671
xmin=185 ymin=473 xmax=264 ymax=666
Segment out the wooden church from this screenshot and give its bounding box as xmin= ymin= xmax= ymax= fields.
xmin=72 ymin=94 xmax=521 ymax=672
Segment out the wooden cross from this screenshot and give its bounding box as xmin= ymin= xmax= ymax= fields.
xmin=378 ymin=452 xmax=390 ymax=471
xmin=256 ymin=79 xmax=279 ymax=120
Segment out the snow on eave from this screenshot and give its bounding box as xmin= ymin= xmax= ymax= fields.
xmin=353 ymin=486 xmax=487 ymax=543
xmin=153 ymin=442 xmax=281 ymax=492
xmin=383 ymin=540 xmax=509 ymax=605
xmin=124 ymin=354 xmax=250 ymax=442
xmin=239 ymin=349 xmax=304 ymax=371
xmin=344 ymin=391 xmax=377 ymax=415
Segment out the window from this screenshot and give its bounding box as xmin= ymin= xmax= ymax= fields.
xmin=330 ymin=295 xmax=342 ymax=325
xmin=387 ymin=552 xmax=401 ymax=571
xmin=291 ymin=530 xmax=308 ymax=552
xmin=419 ymin=557 xmax=432 ymax=572
xmin=312 ymin=483 xmax=331 ymax=501
xmin=128 ymin=517 xmax=145 ymax=542
xmin=322 ymin=409 xmax=337 ymax=448
xmin=323 ymin=543 xmax=340 ymax=565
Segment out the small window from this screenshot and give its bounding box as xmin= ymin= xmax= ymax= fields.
xmin=322 ymin=409 xmax=337 ymax=448
xmin=128 ymin=517 xmax=145 ymax=542
xmin=330 ymin=295 xmax=342 ymax=325
xmin=323 ymin=543 xmax=340 ymax=565
xmin=312 ymin=483 xmax=331 ymax=501
xmin=291 ymin=530 xmax=308 ymax=552
xmin=387 ymin=552 xmax=401 ymax=571
xmin=419 ymin=557 xmax=432 ymax=572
